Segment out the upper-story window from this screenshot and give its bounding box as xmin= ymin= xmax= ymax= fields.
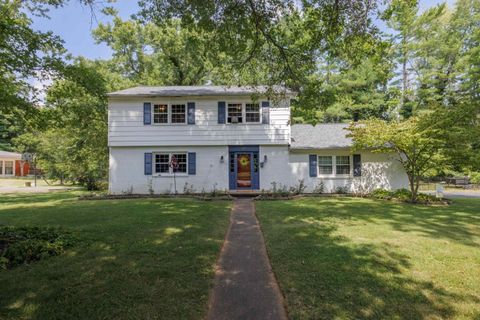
xmin=246 ymin=103 xmax=260 ymax=122
xmin=227 ymin=103 xmax=243 ymax=123
xmin=227 ymin=102 xmax=261 ymax=124
xmin=153 ymin=104 xmax=168 ymax=124
xmin=153 ymin=103 xmax=186 ymax=124
xmin=171 ymin=104 xmax=186 ymax=123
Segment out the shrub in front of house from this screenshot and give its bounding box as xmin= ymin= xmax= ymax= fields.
xmin=0 ymin=226 xmax=75 ymax=269
xmin=369 ymin=188 xmax=445 ymax=204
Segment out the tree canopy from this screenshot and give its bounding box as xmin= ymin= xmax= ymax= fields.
xmin=3 ymin=0 xmax=480 ymax=188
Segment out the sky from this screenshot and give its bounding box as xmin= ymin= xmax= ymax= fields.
xmin=30 ymin=0 xmax=456 ymax=61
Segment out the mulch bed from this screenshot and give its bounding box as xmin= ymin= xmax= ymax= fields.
xmin=79 ymin=194 xmax=233 ymax=201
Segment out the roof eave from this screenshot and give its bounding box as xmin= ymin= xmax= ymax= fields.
xmin=289 ymin=146 xmax=353 ymax=151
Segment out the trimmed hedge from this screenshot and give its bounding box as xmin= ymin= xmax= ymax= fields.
xmin=0 ymin=226 xmax=75 ymax=269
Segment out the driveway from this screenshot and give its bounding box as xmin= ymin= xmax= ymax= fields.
xmin=423 ymin=190 xmax=480 ymax=199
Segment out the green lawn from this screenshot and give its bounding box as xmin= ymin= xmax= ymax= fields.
xmin=0 ymin=192 xmax=230 ymax=320
xmin=256 ymin=197 xmax=480 ymax=320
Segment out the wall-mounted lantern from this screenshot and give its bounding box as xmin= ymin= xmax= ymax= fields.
xmin=220 ymin=155 xmax=225 ymax=163
xmin=264 ymin=155 xmax=268 ymax=163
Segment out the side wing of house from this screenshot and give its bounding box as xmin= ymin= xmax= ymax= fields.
xmin=284 ymin=124 xmax=409 ymax=193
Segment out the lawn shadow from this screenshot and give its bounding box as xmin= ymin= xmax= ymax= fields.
xmin=299 ymin=197 xmax=480 ymax=247
xmin=258 ymin=198 xmax=480 ymax=319
xmin=0 ymin=197 xmax=230 ymax=320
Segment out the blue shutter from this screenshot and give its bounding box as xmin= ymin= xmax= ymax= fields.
xmin=353 ymin=154 xmax=362 ymax=177
xmin=187 ymin=102 xmax=195 ymax=124
xmin=218 ymin=101 xmax=226 ymax=124
xmin=309 ymin=154 xmax=317 ymax=177
xmin=144 ymin=153 xmax=152 ymax=175
xmin=188 ymin=152 xmax=196 ymax=175
xmin=262 ymin=101 xmax=270 ymax=124
xmin=143 ymin=102 xmax=151 ymax=125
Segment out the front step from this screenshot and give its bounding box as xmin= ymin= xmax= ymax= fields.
xmin=228 ymin=190 xmax=263 ymax=197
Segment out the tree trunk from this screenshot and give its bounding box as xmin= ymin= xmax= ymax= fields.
xmin=408 ymin=174 xmax=416 ymax=202
xmin=413 ymin=177 xmax=420 ymax=202
xmin=401 ymin=40 xmax=408 ymax=116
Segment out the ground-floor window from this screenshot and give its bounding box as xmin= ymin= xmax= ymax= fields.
xmin=0 ymin=160 xmax=3 ymax=175
xmin=4 ymin=161 xmax=13 ymax=175
xmin=336 ymin=156 xmax=350 ymax=175
xmin=318 ymin=156 xmax=333 ymax=174
xmin=154 ymin=153 xmax=187 ymax=175
xmin=318 ymin=155 xmax=351 ymax=176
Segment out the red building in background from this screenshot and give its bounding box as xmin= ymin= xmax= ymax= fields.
xmin=0 ymin=151 xmax=30 ymax=177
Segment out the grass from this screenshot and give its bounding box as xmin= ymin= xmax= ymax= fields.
xmin=256 ymin=197 xmax=480 ymax=320
xmin=0 ymin=192 xmax=231 ymax=320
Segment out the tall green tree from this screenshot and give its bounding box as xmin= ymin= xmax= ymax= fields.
xmin=137 ymin=0 xmax=383 ymax=87
xmin=383 ymin=0 xmax=419 ymax=118
xmin=15 ymin=59 xmax=108 ymax=189
xmin=0 ymin=0 xmax=98 ymax=149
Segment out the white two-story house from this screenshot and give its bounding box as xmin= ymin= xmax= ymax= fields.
xmin=108 ymin=86 xmax=408 ymax=194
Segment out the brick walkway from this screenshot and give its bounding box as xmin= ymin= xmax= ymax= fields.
xmin=207 ymin=198 xmax=288 ymax=320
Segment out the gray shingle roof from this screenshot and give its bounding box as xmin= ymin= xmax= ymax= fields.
xmin=291 ymin=124 xmax=352 ymax=149
xmin=108 ymin=85 xmax=294 ymax=97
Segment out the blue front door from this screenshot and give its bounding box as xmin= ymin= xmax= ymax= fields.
xmin=229 ymin=146 xmax=259 ymax=190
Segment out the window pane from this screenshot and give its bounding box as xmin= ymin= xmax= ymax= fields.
xmin=336 ymin=156 xmax=350 ymax=165
xmin=319 ymin=166 xmax=333 ymax=174
xmin=171 ymin=104 xmax=186 ymax=123
xmin=246 ymin=103 xmax=260 ymax=122
xmin=153 ymin=104 xmax=168 ymax=123
xmin=173 ymin=153 xmax=187 ymax=173
xmin=246 ymin=103 xmax=259 ymax=112
xmin=253 ymin=153 xmax=258 ymax=172
xmin=318 ymin=156 xmax=333 ymax=165
xmin=227 ymin=103 xmax=243 ymax=123
xmin=5 ymin=161 xmax=13 ymax=175
xmin=229 ymin=153 xmax=235 ymax=173
xmin=336 ymin=156 xmax=350 ymax=175
xmin=155 ymin=154 xmax=169 ymax=173
xmin=0 ymin=161 xmax=3 ymax=174
xmin=336 ymin=165 xmax=350 ymax=175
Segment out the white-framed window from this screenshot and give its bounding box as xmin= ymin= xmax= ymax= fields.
xmin=318 ymin=156 xmax=333 ymax=175
xmin=336 ymin=156 xmax=350 ymax=175
xmin=227 ymin=103 xmax=243 ymax=123
xmin=0 ymin=160 xmax=3 ymax=175
xmin=152 ymin=103 xmax=187 ymax=124
xmin=4 ymin=161 xmax=14 ymax=175
xmin=153 ymin=104 xmax=168 ymax=124
xmin=227 ymin=102 xmax=261 ymax=124
xmin=318 ymin=155 xmax=351 ymax=176
xmin=171 ymin=104 xmax=186 ymax=123
xmin=154 ymin=152 xmax=187 ymax=175
xmin=246 ymin=103 xmax=260 ymax=122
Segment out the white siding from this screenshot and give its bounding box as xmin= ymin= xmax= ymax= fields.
xmin=259 ymin=147 xmax=409 ymax=193
xmin=108 ymin=96 xmax=290 ymax=147
xmin=109 ymin=146 xmax=229 ymax=194
xmin=110 ymin=145 xmax=409 ymax=194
